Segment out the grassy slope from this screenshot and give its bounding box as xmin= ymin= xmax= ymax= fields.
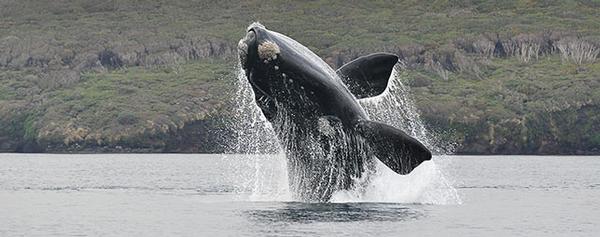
xmin=0 ymin=0 xmax=599 ymax=153
xmin=39 ymin=61 xmax=231 ymax=148
xmin=409 ymin=55 xmax=600 ymax=153
xmin=0 ymin=60 xmax=233 ymax=151
xmin=1 ymin=1 xmax=598 ymax=54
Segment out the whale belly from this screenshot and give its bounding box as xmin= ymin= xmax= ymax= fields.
xmin=274 ymin=114 xmax=375 ymax=201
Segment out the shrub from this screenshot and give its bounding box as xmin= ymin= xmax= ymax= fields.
xmin=117 ymin=111 xmax=138 ymax=125
xmin=555 ymin=37 xmax=599 ymax=65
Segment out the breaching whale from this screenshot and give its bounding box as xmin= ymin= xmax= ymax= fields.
xmin=238 ymin=23 xmax=431 ymax=201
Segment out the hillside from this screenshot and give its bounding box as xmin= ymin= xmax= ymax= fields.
xmin=0 ymin=0 xmax=599 ymax=154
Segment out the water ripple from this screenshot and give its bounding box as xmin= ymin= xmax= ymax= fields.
xmin=246 ymin=202 xmax=424 ymax=223
xmin=10 ymin=185 xmax=236 ymax=193
xmin=457 ymin=184 xmax=598 ymax=190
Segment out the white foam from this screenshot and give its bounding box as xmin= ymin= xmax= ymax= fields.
xmin=330 ymin=157 xmax=461 ymax=204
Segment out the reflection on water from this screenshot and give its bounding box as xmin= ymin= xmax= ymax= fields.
xmin=246 ymin=202 xmax=424 ymax=223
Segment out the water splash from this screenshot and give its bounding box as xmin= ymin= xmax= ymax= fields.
xmin=331 ymin=68 xmax=460 ymax=204
xmin=222 ymin=66 xmax=290 ymax=201
xmin=330 ymin=161 xmax=459 ymax=204
xmin=360 ymin=68 xmax=453 ymax=154
xmin=227 ymin=63 xmax=460 ymax=204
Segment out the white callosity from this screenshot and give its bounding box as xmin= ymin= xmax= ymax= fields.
xmin=258 ymin=41 xmax=280 ymax=62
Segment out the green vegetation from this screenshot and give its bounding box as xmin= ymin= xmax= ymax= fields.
xmin=409 ymin=54 xmax=600 ymax=153
xmin=0 ymin=1 xmax=598 ymax=153
xmin=38 ymin=61 xmax=231 ymax=148
xmin=1 ymin=60 xmax=233 ymax=152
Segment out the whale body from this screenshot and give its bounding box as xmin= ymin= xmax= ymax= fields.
xmin=238 ymin=23 xmax=431 ymax=201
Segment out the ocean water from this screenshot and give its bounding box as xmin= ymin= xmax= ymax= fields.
xmin=1 ymin=154 xmax=598 ymax=236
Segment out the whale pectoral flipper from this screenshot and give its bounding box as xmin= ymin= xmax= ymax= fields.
xmin=355 ymin=120 xmax=432 ymax=175
xmin=336 ymin=53 xmax=398 ymax=99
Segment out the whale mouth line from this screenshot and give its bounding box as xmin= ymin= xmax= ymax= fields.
xmin=248 ymin=75 xmax=275 ymax=101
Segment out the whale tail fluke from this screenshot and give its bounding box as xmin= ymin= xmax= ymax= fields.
xmin=355 ymin=120 xmax=431 ymax=175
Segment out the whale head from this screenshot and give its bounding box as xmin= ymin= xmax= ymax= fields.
xmin=238 ymin=23 xmax=337 ymax=92
xmin=237 ymin=23 xmax=339 ymax=119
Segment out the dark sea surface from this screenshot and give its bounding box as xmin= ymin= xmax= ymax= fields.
xmin=1 ymin=154 xmax=598 ymax=236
